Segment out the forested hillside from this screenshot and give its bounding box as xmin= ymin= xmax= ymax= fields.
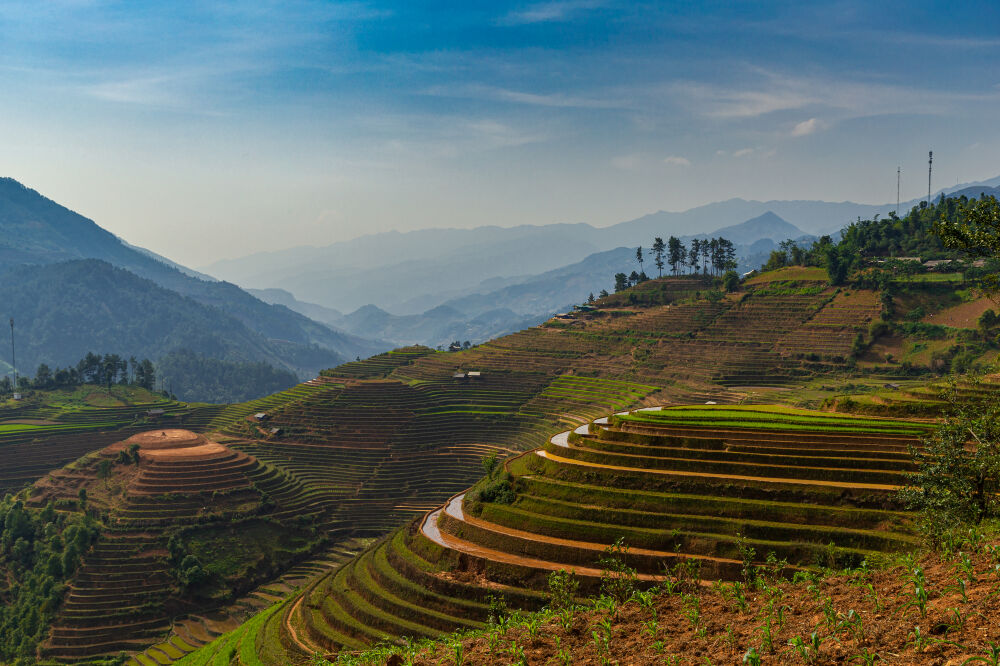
xmin=0 ymin=260 xmax=328 ymax=400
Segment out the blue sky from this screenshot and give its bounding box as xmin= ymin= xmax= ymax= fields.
xmin=1 ymin=1 xmax=998 ymax=265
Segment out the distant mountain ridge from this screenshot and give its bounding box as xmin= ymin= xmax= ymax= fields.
xmin=0 ymin=178 xmax=390 ymax=398
xmin=204 ymin=176 xmax=999 ymax=317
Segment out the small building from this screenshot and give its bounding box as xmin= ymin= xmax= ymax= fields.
xmin=146 ymin=408 xmax=165 ymax=417
xmin=269 ymin=427 xmax=282 ymax=436
xmin=254 ymin=412 xmax=269 ymax=421
xmin=884 ymin=383 xmax=901 ymax=390
xmin=467 ymin=371 xmax=482 ymax=379
xmin=452 ymin=373 xmax=467 ymax=380
xmin=11 ymin=393 xmax=20 ymax=401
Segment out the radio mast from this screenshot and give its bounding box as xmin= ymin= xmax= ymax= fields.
xmin=927 ymin=151 xmax=933 ymax=205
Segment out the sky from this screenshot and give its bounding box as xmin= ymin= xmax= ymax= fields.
xmin=1 ymin=1 xmax=999 ymax=267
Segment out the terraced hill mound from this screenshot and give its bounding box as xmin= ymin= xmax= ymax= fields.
xmin=230 ymin=405 xmax=932 ymax=660
xmin=0 ymin=385 xmax=223 ymax=496
xmin=31 ymin=429 xmax=323 ymax=662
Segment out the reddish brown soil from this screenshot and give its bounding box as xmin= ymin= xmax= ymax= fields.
xmin=922 ymin=297 xmax=996 ymax=329
xmin=397 ymin=540 xmax=1000 ymax=665
xmin=125 ymin=428 xmax=206 ymax=449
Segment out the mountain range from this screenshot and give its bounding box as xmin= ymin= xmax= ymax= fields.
xmin=0 ymin=178 xmax=389 ymax=400
xmin=3 ymin=174 xmax=997 ymax=388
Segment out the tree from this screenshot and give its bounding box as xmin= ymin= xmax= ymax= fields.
xmin=723 ymin=270 xmax=740 ymax=292
xmin=667 ymin=236 xmax=684 ymax=275
xmin=34 ymin=364 xmax=52 ymax=388
xmin=587 ymin=293 xmax=595 ymax=304
xmin=688 ymin=239 xmax=701 ymax=275
xmin=635 ymin=246 xmax=644 ymax=276
xmin=614 ymin=273 xmax=629 ymax=292
xmin=136 ymin=359 xmax=156 ymax=390
xmin=628 ymin=270 xmax=640 ymax=286
xmin=899 ymin=397 xmax=1000 ymax=544
xmin=598 ymin=289 xmax=609 ymax=299
xmin=700 ymin=239 xmax=710 ymax=275
xmin=651 ymin=237 xmax=666 ymax=277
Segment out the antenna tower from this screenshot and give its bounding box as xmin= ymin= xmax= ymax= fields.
xmin=927 ymin=151 xmax=933 ymax=204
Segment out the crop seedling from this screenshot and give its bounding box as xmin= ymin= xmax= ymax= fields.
xmin=450 ymin=639 xmax=464 ymax=666
xmin=821 ymin=596 xmax=838 ymax=630
xmin=838 ymin=609 xmax=864 ymax=644
xmin=743 ymin=647 xmax=762 ymax=666
xmin=508 ymin=641 xmax=527 ymax=666
xmin=759 ymin=617 xmax=775 ymax=653
xmin=788 ymin=632 xmax=824 ymax=664
xmin=850 ymin=648 xmax=880 ymax=665
xmin=907 ymin=625 xmax=929 ymax=652
xmin=963 ymin=641 xmax=1000 ymax=665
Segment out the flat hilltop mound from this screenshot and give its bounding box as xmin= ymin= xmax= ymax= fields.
xmin=125 ymin=428 xmax=209 ymax=450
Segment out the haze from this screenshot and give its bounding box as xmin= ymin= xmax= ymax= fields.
xmin=1 ymin=0 xmax=998 ymax=267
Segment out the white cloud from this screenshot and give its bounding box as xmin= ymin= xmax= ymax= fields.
xmin=732 ymin=148 xmax=754 ymax=158
xmin=791 ymin=117 xmax=823 ymax=136
xmin=498 ymin=0 xmax=606 ymax=26
xmin=422 ymin=83 xmax=626 ymax=109
xmin=663 ymin=155 xmax=690 ymax=166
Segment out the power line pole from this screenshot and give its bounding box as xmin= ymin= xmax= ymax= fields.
xmin=927 ymin=150 xmax=933 ymax=205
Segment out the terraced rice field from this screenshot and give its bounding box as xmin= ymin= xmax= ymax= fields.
xmin=255 ymin=405 xmax=932 ymax=659
xmin=39 ymin=430 xmax=318 ymax=661
xmin=0 ymin=394 xmax=222 ymax=495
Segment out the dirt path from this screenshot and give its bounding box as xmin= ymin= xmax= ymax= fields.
xmin=284 ymin=595 xmax=317 ymax=655
xmin=535 ymin=449 xmax=900 ymax=491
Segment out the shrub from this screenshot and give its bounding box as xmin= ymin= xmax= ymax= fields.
xmin=548 ymin=569 xmax=580 ymax=610
xmin=478 ymin=477 xmax=515 ymax=505
xmin=597 ymin=537 xmax=637 ymax=604
xmin=898 ymin=398 xmax=1000 ymax=545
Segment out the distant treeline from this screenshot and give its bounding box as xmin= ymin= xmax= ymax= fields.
xmin=614 ymin=236 xmax=738 ymax=292
xmin=157 ymin=349 xmax=298 ymax=404
xmin=1 ymin=352 xmax=156 ymax=393
xmin=760 ymin=194 xmax=1000 ymax=285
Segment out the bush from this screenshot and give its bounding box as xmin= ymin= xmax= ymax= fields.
xmin=547 ymin=568 xmax=580 ymax=610
xmin=898 ymin=398 xmax=1000 ymax=545
xmin=597 ymin=537 xmax=637 ymax=604
xmin=477 ymin=477 xmax=515 ymax=505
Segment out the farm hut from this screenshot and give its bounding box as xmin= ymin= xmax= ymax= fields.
xmin=146 ymin=408 xmax=165 ymax=417
xmin=254 ymin=412 xmax=269 ymax=421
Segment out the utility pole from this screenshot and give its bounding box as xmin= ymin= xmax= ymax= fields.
xmin=8 ymin=318 xmax=15 ymax=391
xmin=927 ymin=151 xmax=933 ymax=205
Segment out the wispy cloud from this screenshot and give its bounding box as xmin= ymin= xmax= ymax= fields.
xmin=663 ymin=155 xmax=690 ymax=166
xmin=791 ymin=117 xmax=823 ymax=136
xmin=497 ymin=0 xmax=606 ymax=26
xmin=422 ymin=83 xmax=627 ymax=110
